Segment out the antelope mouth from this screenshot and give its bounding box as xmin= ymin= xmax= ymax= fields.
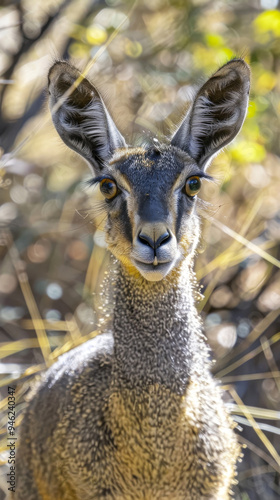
xmin=133 ymin=258 xmax=175 ymax=282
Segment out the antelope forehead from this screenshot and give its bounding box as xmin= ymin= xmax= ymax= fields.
xmin=114 ymin=148 xmax=185 ymax=189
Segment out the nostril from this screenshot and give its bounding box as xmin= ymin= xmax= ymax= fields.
xmin=138 ymin=232 xmax=155 ymax=249
xmin=156 ymin=230 xmax=171 ymax=248
xmin=138 ymin=230 xmax=171 ymax=250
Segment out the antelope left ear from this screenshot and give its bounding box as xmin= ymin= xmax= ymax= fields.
xmin=171 ymin=59 xmax=250 ymax=170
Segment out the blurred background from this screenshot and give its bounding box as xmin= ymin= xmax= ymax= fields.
xmin=0 ymin=0 xmax=280 ymax=498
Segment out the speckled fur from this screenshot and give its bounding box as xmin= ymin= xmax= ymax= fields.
xmin=16 ymin=259 xmax=240 ymax=500
xmin=15 ymin=58 xmax=251 ymax=500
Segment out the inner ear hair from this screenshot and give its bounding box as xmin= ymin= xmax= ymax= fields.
xmin=48 ymin=61 xmax=126 ymax=172
xmin=171 ymin=58 xmax=250 ymax=170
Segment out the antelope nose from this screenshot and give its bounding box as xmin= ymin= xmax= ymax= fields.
xmin=138 ymin=228 xmax=171 ymax=251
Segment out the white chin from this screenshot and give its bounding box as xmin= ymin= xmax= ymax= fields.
xmin=139 ymin=269 xmax=166 ymax=282
xmin=135 ymin=261 xmax=175 ymax=282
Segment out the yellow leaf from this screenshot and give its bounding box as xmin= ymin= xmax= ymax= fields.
xmin=254 ymin=10 xmax=280 ymax=37
xmin=205 ymin=33 xmax=224 ymax=47
xmin=247 ymin=101 xmax=257 ymax=118
xmin=86 ymin=25 xmax=107 ymax=45
xmin=255 ymin=71 xmax=277 ymax=94
xmin=230 ymin=141 xmax=266 ymax=164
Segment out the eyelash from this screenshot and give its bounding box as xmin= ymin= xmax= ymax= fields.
xmin=87 ymin=175 xmax=116 ymax=187
xmin=184 ymin=172 xmax=212 ymax=184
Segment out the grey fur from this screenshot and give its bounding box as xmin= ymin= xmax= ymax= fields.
xmin=15 ymin=58 xmax=250 ymax=500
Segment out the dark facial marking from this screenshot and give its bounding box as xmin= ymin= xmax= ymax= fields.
xmin=175 ymin=194 xmax=188 ymax=241
xmin=119 ymin=198 xmax=133 ymax=243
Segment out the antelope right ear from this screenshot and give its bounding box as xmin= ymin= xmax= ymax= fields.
xmin=48 ymin=61 xmax=126 ymax=172
xmin=171 ymin=59 xmax=250 ymax=170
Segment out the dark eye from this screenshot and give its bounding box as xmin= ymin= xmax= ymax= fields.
xmin=185 ymin=176 xmax=201 ymax=197
xmin=100 ymin=178 xmax=118 ymax=200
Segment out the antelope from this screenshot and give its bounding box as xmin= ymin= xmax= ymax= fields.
xmin=16 ymin=58 xmax=250 ymax=500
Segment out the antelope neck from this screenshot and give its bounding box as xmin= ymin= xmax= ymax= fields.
xmin=111 ymin=261 xmax=208 ymax=394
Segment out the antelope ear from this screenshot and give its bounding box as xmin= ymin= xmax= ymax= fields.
xmin=171 ymin=59 xmax=250 ymax=170
xmin=48 ymin=61 xmax=126 ymax=172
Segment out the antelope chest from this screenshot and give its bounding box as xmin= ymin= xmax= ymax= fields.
xmin=103 ymin=379 xmax=238 ymax=499
xmin=108 ymin=383 xmax=206 ymax=489
xmin=54 ymin=378 xmax=237 ymax=499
